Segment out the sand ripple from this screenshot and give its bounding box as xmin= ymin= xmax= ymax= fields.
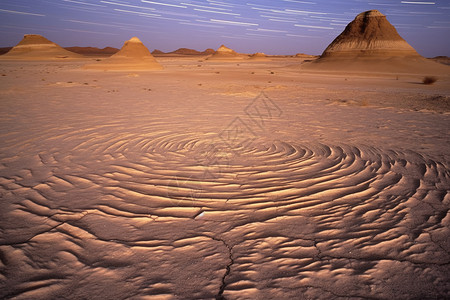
xmin=1 ymin=129 xmax=449 ymax=299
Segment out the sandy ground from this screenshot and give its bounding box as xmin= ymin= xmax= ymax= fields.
xmin=0 ymin=57 xmax=449 ymax=299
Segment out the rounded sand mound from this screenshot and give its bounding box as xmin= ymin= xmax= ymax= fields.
xmin=84 ymin=37 xmax=163 ymax=71
xmin=0 ymin=34 xmax=82 ymax=60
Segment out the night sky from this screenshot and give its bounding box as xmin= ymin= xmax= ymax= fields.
xmin=0 ymin=0 xmax=449 ymax=56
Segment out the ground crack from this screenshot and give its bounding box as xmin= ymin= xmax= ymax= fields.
xmin=206 ymin=235 xmax=234 ymax=300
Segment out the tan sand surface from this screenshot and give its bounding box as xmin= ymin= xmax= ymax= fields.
xmin=0 ymin=57 xmax=449 ymax=299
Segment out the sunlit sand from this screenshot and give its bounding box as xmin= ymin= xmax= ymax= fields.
xmin=0 ymin=9 xmax=449 ymax=300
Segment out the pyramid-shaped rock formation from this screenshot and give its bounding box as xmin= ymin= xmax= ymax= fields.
xmin=84 ymin=37 xmax=162 ymax=70
xmin=322 ymin=10 xmax=420 ymax=58
xmin=249 ymin=52 xmax=270 ymax=61
xmin=304 ymin=10 xmax=449 ymax=74
xmin=207 ymin=45 xmax=247 ymax=61
xmin=217 ymin=45 xmax=237 ymax=55
xmin=1 ymin=34 xmax=82 ymax=60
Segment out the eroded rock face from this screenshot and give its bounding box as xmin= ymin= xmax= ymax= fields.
xmin=321 ymin=10 xmax=420 ymax=58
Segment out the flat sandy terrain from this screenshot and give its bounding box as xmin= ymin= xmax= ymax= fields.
xmin=0 ymin=57 xmax=449 ymax=299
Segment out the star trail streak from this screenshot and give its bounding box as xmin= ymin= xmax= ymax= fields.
xmin=0 ymin=0 xmax=448 ymax=57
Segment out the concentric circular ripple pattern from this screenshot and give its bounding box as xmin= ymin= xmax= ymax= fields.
xmin=1 ymin=127 xmax=449 ymax=299
xmin=0 ymin=64 xmax=449 ymax=299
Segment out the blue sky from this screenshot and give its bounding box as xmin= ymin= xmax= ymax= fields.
xmin=0 ymin=0 xmax=449 ymax=56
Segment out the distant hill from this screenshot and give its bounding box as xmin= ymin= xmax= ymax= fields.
xmin=152 ymin=48 xmax=216 ymax=56
xmin=151 ymin=49 xmax=165 ymax=55
xmin=0 ymin=47 xmax=12 ymax=55
xmin=169 ymin=48 xmax=202 ymax=55
xmin=202 ymin=48 xmax=215 ymax=55
xmin=170 ymin=48 xmax=217 ymax=55
xmin=295 ymin=53 xmax=319 ymax=58
xmin=65 ymin=46 xmax=119 ymax=56
xmin=430 ymin=56 xmax=450 ymax=66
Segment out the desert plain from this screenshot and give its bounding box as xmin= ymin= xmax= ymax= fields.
xmin=1 ymin=10 xmax=450 ymax=299
xmin=0 ymin=52 xmax=449 ymax=299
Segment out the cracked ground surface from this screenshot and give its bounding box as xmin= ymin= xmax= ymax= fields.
xmin=0 ymin=59 xmax=449 ymax=299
